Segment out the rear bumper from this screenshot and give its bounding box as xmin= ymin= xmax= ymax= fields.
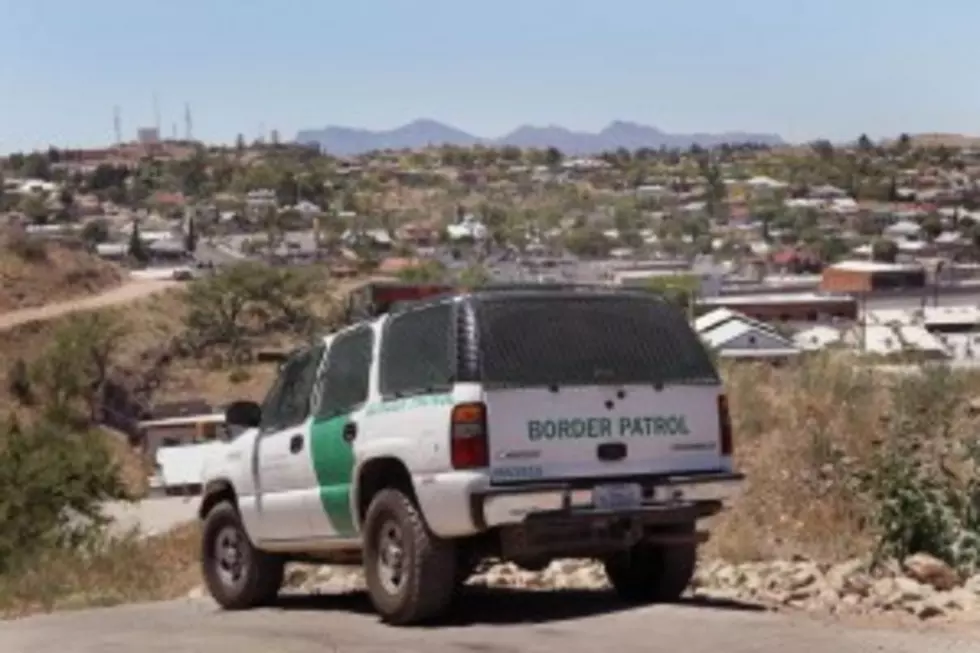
xmin=474 ymin=471 xmax=744 ymax=530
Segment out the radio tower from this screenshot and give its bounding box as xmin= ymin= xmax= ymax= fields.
xmin=184 ymin=103 xmax=193 ymax=141
xmin=153 ymin=93 xmax=161 ymax=133
xmin=113 ymin=106 xmax=122 ymax=144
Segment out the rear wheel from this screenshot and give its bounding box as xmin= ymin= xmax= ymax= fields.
xmin=201 ymin=501 xmax=284 ymax=610
xmin=603 ymin=538 xmax=697 ymax=603
xmin=363 ymin=489 xmax=459 ymax=625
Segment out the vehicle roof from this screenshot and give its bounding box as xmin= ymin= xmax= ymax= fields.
xmin=386 ymin=284 xmax=667 ymax=317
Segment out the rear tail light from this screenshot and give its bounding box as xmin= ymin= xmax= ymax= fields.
xmin=717 ymin=394 xmax=734 ymax=457
xmin=450 ymin=402 xmax=489 ymax=469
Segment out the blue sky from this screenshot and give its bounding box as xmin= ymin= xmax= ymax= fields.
xmin=2 ymin=0 xmax=979 ymax=153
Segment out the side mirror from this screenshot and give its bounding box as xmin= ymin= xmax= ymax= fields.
xmin=225 ymin=400 xmax=262 ymax=428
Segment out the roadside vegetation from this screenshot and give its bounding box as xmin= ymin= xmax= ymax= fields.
xmin=0 ymin=263 xmax=346 ymax=616
xmin=712 ymin=355 xmax=980 ymax=576
xmin=0 ymin=231 xmax=123 ymax=313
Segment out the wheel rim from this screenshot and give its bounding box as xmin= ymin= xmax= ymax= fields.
xmin=376 ymin=519 xmax=406 ymax=595
xmin=213 ymin=524 xmax=248 ymax=589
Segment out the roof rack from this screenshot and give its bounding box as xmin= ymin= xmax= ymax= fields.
xmin=341 ymin=280 xmax=631 ymax=325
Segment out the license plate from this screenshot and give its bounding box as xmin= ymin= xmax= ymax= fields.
xmin=593 ymin=483 xmax=642 ymax=510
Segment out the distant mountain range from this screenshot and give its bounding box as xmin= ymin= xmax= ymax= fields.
xmin=294 ymin=119 xmax=785 ymax=156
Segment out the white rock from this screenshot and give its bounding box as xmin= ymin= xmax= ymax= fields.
xmin=902 ymin=553 xmax=960 ymax=591
xmin=965 ymin=574 xmax=980 ymax=595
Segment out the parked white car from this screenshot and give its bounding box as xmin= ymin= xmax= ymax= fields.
xmin=198 ymin=285 xmax=743 ymax=625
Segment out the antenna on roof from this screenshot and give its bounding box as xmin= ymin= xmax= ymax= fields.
xmin=184 ymin=103 xmax=193 ymax=141
xmin=113 ymin=105 xmax=122 ymax=144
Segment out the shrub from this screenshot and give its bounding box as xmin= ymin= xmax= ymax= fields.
xmin=6 ymin=233 xmax=48 ymax=262
xmin=0 ymin=416 xmax=128 ymax=575
xmin=710 ymin=354 xmax=980 ymax=573
xmin=183 ymin=262 xmax=324 ymax=363
xmin=863 ymin=366 xmax=980 ymax=572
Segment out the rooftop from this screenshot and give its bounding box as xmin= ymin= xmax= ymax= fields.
xmin=829 ymin=260 xmax=925 ymax=274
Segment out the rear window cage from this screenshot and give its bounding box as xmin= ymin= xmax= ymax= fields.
xmin=378 ymin=299 xmax=461 ymax=400
xmin=464 ymin=293 xmax=720 ymax=389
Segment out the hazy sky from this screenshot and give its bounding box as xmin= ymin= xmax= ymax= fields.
xmin=2 ymin=0 xmax=979 ymax=153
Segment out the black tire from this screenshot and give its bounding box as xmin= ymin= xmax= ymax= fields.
xmin=201 ymin=500 xmax=284 ymax=610
xmin=604 ymin=536 xmax=697 ymax=603
xmin=362 ymin=488 xmax=458 ymax=625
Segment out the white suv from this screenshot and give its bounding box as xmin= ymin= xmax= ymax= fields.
xmin=198 ymin=286 xmax=742 ymax=625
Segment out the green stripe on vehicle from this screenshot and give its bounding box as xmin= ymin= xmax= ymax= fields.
xmin=310 ymin=415 xmax=357 ymax=537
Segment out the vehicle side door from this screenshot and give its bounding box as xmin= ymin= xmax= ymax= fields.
xmin=252 ymin=345 xmax=324 ymax=543
xmin=306 ymin=326 xmax=374 ymax=540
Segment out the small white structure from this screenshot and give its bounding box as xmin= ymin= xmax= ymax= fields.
xmin=794 ymin=325 xmax=843 ymax=352
xmin=695 ymin=308 xmax=800 ymax=360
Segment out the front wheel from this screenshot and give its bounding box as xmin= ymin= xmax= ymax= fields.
xmin=201 ymin=501 xmax=284 ymax=610
xmin=603 ymin=540 xmax=697 ymax=603
xmin=362 ymin=489 xmax=459 ymax=625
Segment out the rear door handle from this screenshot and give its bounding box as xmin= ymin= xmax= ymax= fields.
xmin=289 ymin=434 xmax=304 ymax=454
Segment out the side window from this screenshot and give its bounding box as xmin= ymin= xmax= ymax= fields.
xmin=316 ymin=328 xmax=373 ymax=420
xmin=260 ymin=347 xmax=324 ymax=432
xmin=379 ymin=303 xmax=455 ymax=398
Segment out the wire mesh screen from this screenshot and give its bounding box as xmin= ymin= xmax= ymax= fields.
xmin=379 ymin=303 xmax=454 ymax=397
xmin=474 ymin=295 xmax=718 ymax=387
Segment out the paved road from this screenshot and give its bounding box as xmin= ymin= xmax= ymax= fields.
xmin=0 ymin=279 xmax=180 ymax=331
xmin=2 ymin=591 xmax=978 ymax=653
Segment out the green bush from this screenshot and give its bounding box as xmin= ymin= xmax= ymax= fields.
xmin=0 ymin=416 xmax=128 ymax=574
xmin=863 ymin=367 xmax=980 ymax=572
xmin=713 ymin=355 xmax=980 ymax=570
xmin=183 ymin=262 xmax=322 ymax=363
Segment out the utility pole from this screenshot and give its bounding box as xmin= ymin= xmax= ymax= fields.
xmin=113 ymin=106 xmax=122 ymax=144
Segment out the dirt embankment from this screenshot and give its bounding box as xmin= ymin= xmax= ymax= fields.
xmin=0 ymin=238 xmax=124 ymax=313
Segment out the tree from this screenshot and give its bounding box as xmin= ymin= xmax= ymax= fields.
xmin=17 ymin=193 xmax=49 ymax=223
xmin=871 ymin=238 xmax=899 ymax=263
xmin=810 ymin=140 xmax=835 ymax=161
xmin=544 ymin=147 xmax=563 ymax=167
xmin=458 ymin=264 xmax=491 ymax=288
xmin=856 ymin=133 xmax=874 ymax=152
xmin=183 ymin=263 xmax=320 ymax=362
xmin=185 ymin=213 xmax=198 ymax=253
xmin=644 ymin=274 xmax=701 ymax=314
xmin=397 ymin=260 xmax=446 ymax=283
xmin=18 ymin=152 xmax=51 ymax=180
xmin=275 ymin=170 xmax=300 ymax=207
xmin=895 ymin=133 xmax=912 ymax=155
xmin=81 ymin=218 xmax=111 ymax=246
xmin=921 ymin=213 xmax=943 ymax=242
xmin=563 ymin=226 xmax=611 ymax=258
xmin=128 ymin=219 xmax=148 ymax=263
xmin=27 ymin=311 xmax=128 ymax=424
xmin=0 ymin=416 xmax=127 ymax=574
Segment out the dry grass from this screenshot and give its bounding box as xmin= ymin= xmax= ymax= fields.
xmin=0 ymin=523 xmax=200 ymax=619
xmin=1 ymin=354 xmax=978 ymax=616
xmin=706 ymin=354 xmax=980 ymax=564
xmin=0 ymin=238 xmax=123 ymax=313
xmin=154 ymin=360 xmax=279 ymax=405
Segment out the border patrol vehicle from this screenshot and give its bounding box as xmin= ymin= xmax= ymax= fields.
xmin=198 ymin=282 xmax=743 ymax=625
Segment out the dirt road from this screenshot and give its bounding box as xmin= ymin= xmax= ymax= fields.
xmin=2 ymin=590 xmax=978 ymax=653
xmin=102 ymin=496 xmax=199 ymax=537
xmin=0 ymin=279 xmax=180 ymax=331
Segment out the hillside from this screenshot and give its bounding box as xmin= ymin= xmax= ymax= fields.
xmin=295 ymin=118 xmax=785 ymax=155
xmin=0 ymin=235 xmax=124 ymax=313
